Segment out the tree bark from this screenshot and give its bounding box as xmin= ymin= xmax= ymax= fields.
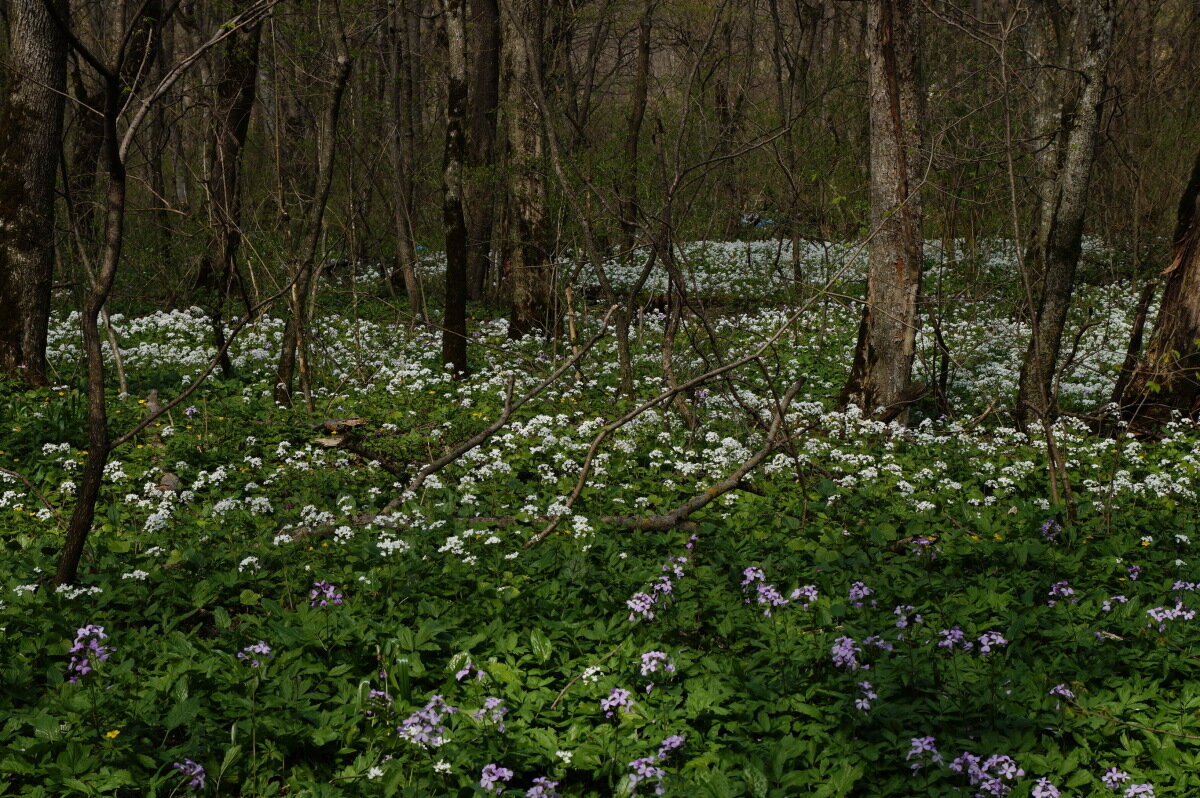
xmin=1123 ymin=151 xmax=1200 ymax=423
xmin=387 ymin=0 xmax=424 ymax=315
xmin=501 ymin=0 xmax=554 ymax=338
xmin=0 ymin=0 xmax=68 ymax=386
xmin=464 ymin=0 xmax=500 ymax=301
xmin=441 ymin=0 xmax=470 ymax=374
xmin=1015 ymin=0 xmax=1115 ymax=428
xmin=841 ymin=0 xmax=926 ymax=422
xmin=618 ymin=0 xmax=652 ymax=251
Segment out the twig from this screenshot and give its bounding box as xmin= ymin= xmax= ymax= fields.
xmin=0 ymin=466 xmax=64 ymax=525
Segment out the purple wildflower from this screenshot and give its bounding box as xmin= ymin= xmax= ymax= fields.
xmin=601 ymin=687 xmax=634 ymax=718
xmin=657 ymin=734 xmax=686 ymax=759
xmin=831 ymin=636 xmax=862 ymax=670
xmin=1103 ymin=595 xmax=1129 ymax=612
xmin=977 ymin=631 xmax=1008 ymax=656
xmin=1102 ymin=768 xmax=1131 ymax=789
xmin=237 ymin=640 xmax=272 ymax=668
xmin=1041 ymin=519 xmax=1061 ymax=541
xmin=627 ymin=756 xmax=666 ymax=795
xmin=1049 ymin=683 xmax=1075 ymax=699
xmin=906 ymin=736 xmax=942 ymax=772
xmin=184 ymin=405 xmax=198 ymax=417
xmin=1124 ymin=785 xmax=1155 ymax=798
xmin=855 ymin=681 xmax=877 ymax=711
xmin=938 ymin=625 xmax=973 ymax=651
xmin=173 ymin=758 xmax=206 ymax=789
xmin=67 ymin=625 xmax=112 ymax=684
xmin=472 ymin=696 xmax=508 ymax=732
xmin=741 ymin=566 xmax=765 ymax=587
xmin=627 ymin=592 xmax=656 ymax=623
xmin=755 ymin=582 xmax=789 ymax=616
xmin=526 ymin=777 xmax=560 ymax=798
xmin=1147 ymin=601 xmax=1196 ymax=631
xmin=1127 ymin=565 xmax=1142 ymax=581
xmin=640 ymin=651 xmax=675 ymax=677
xmin=1032 ymin=778 xmax=1061 ymax=798
xmin=790 ymin=584 xmax=819 ymax=609
xmin=1047 ymin=581 xmax=1075 ymax=607
xmin=309 ymin=580 xmax=344 ymax=608
xmin=397 ymin=694 xmax=457 ymax=748
xmin=894 ymin=605 xmax=922 ymax=629
xmin=479 ymin=763 xmax=513 ymax=794
xmin=848 ymin=581 xmax=874 ymax=608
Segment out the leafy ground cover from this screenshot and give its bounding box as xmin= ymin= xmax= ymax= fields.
xmin=1 ymin=242 xmax=1198 ymax=797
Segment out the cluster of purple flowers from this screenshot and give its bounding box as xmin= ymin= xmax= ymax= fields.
xmin=455 ymin=660 xmax=485 ymax=681
xmin=848 ymin=581 xmax=874 ymax=609
xmin=855 ymin=681 xmax=877 ymax=711
xmin=626 ymin=735 xmax=685 ymax=795
xmin=601 ymin=687 xmax=634 ymax=718
xmin=479 ymin=763 xmax=513 ymax=794
xmin=237 ymin=640 xmax=272 ymax=668
xmin=366 ymin=686 xmax=393 ymax=718
xmin=831 ymin=636 xmax=863 ymax=670
xmin=976 ymin=631 xmax=1008 ymax=656
xmin=1049 ymin=683 xmax=1075 ymax=699
xmin=740 ymin=566 xmax=818 ymax=617
xmin=906 ymin=736 xmax=943 ymax=772
xmin=1147 ymin=601 xmax=1195 ymax=631
xmin=936 ymin=626 xmax=1007 ymax=656
xmin=472 ymin=697 xmax=508 ymax=732
xmin=948 ymin=751 xmax=1025 ymax=796
xmin=398 ymin=694 xmax=457 ymax=748
xmin=1103 ymin=595 xmax=1129 ymax=612
xmin=309 ymin=580 xmax=344 ymax=608
xmin=1102 ymin=770 xmax=1154 ymax=797
xmin=1032 ymin=777 xmax=1061 ymax=797
xmin=1127 ymin=564 xmax=1142 ymax=581
xmin=173 ymin=758 xmax=206 ymax=789
xmin=894 ymin=604 xmax=923 ymax=629
xmin=67 ymin=625 xmax=112 ymax=684
xmin=526 ymin=776 xmax=560 ymax=797
xmin=627 ymin=541 xmax=695 ymax=622
xmin=1041 ymin=519 xmax=1062 ymax=542
xmin=1046 ymin=581 xmax=1076 ymax=606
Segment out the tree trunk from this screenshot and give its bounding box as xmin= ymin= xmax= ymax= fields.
xmin=0 ymin=0 xmax=68 ymax=386
xmin=441 ymin=0 xmax=470 ymax=374
xmin=501 ymin=0 xmax=553 ymax=338
xmin=387 ymin=0 xmax=424 ymax=315
xmin=464 ymin=0 xmax=500 ymax=302
xmin=1123 ymin=151 xmax=1200 ymax=422
xmin=841 ymin=0 xmax=926 ymax=422
xmin=618 ymin=0 xmax=652 ymax=251
xmin=1015 ymin=0 xmax=1115 ymax=428
xmin=202 ymin=17 xmax=263 ymax=376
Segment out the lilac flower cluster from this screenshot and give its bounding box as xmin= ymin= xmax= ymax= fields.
xmin=472 ymin=697 xmax=509 ymax=732
xmin=601 ymin=687 xmax=634 ymax=718
xmin=1046 ymin=581 xmax=1075 ymax=606
xmin=173 ymin=758 xmax=206 ymax=789
xmin=936 ymin=626 xmax=1007 ymax=656
xmin=398 ymin=694 xmax=457 ymax=748
xmin=1127 ymin=564 xmax=1142 ymax=581
xmin=627 ymin=542 xmax=695 ymax=622
xmin=479 ymin=763 xmax=513 ymax=794
xmin=1041 ymin=519 xmax=1062 ymax=542
xmin=906 ymin=736 xmax=943 ymax=772
xmin=1103 ymin=595 xmax=1129 ymax=611
xmin=855 ymin=681 xmax=877 ymax=711
xmin=831 ymin=636 xmax=863 ymax=670
xmin=894 ymin=604 xmax=923 ymax=629
xmin=455 ymin=660 xmax=485 ymax=681
xmin=309 ymin=580 xmax=344 ymax=608
xmin=948 ymin=751 xmax=1025 ymax=796
xmin=526 ymin=777 xmax=560 ymax=797
xmin=1102 ymin=768 xmax=1130 ymax=789
xmin=1049 ymin=683 xmax=1075 ymax=699
xmin=1147 ymin=601 xmax=1195 ymax=631
xmin=639 ymin=650 xmax=676 ymax=692
xmin=740 ymin=566 xmax=818 ymax=617
xmin=1032 ymin=777 xmax=1061 ymax=797
xmin=976 ymin=631 xmax=1008 ymax=656
xmin=848 ymin=581 xmax=874 ymax=609
xmin=67 ymin=625 xmax=112 ymax=684
xmin=237 ymin=640 xmax=272 ymax=668
xmin=626 ymin=735 xmax=686 ymax=795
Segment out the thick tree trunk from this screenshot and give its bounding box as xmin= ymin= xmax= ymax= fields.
xmin=501 ymin=0 xmax=553 ymax=338
xmin=0 ymin=0 xmax=68 ymax=386
xmin=1123 ymin=151 xmax=1200 ymax=422
xmin=441 ymin=0 xmax=470 ymax=374
xmin=464 ymin=0 xmax=500 ymax=302
xmin=1015 ymin=0 xmax=1115 ymax=428
xmin=841 ymin=0 xmax=925 ymax=422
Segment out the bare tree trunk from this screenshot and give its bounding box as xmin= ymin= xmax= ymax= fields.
xmin=464 ymin=0 xmax=500 ymax=301
xmin=841 ymin=0 xmax=926 ymax=422
xmin=441 ymin=0 xmax=470 ymax=374
xmin=0 ymin=0 xmax=68 ymax=386
xmin=201 ymin=16 xmax=263 ymax=377
xmin=274 ymin=28 xmax=352 ymax=407
xmin=1123 ymin=151 xmax=1200 ymax=422
xmin=618 ymin=0 xmax=652 ymax=251
xmin=1015 ymin=0 xmax=1115 ymax=428
xmin=501 ymin=0 xmax=554 ymax=338
xmin=387 ymin=0 xmax=424 ymax=315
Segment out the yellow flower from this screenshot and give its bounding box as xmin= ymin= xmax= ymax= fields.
xmin=993 ymin=533 xmax=1002 ymax=541
xmin=105 ymin=729 xmax=120 ymax=739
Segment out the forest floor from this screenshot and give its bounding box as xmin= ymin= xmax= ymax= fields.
xmin=1 ymin=240 xmax=1197 ymax=797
